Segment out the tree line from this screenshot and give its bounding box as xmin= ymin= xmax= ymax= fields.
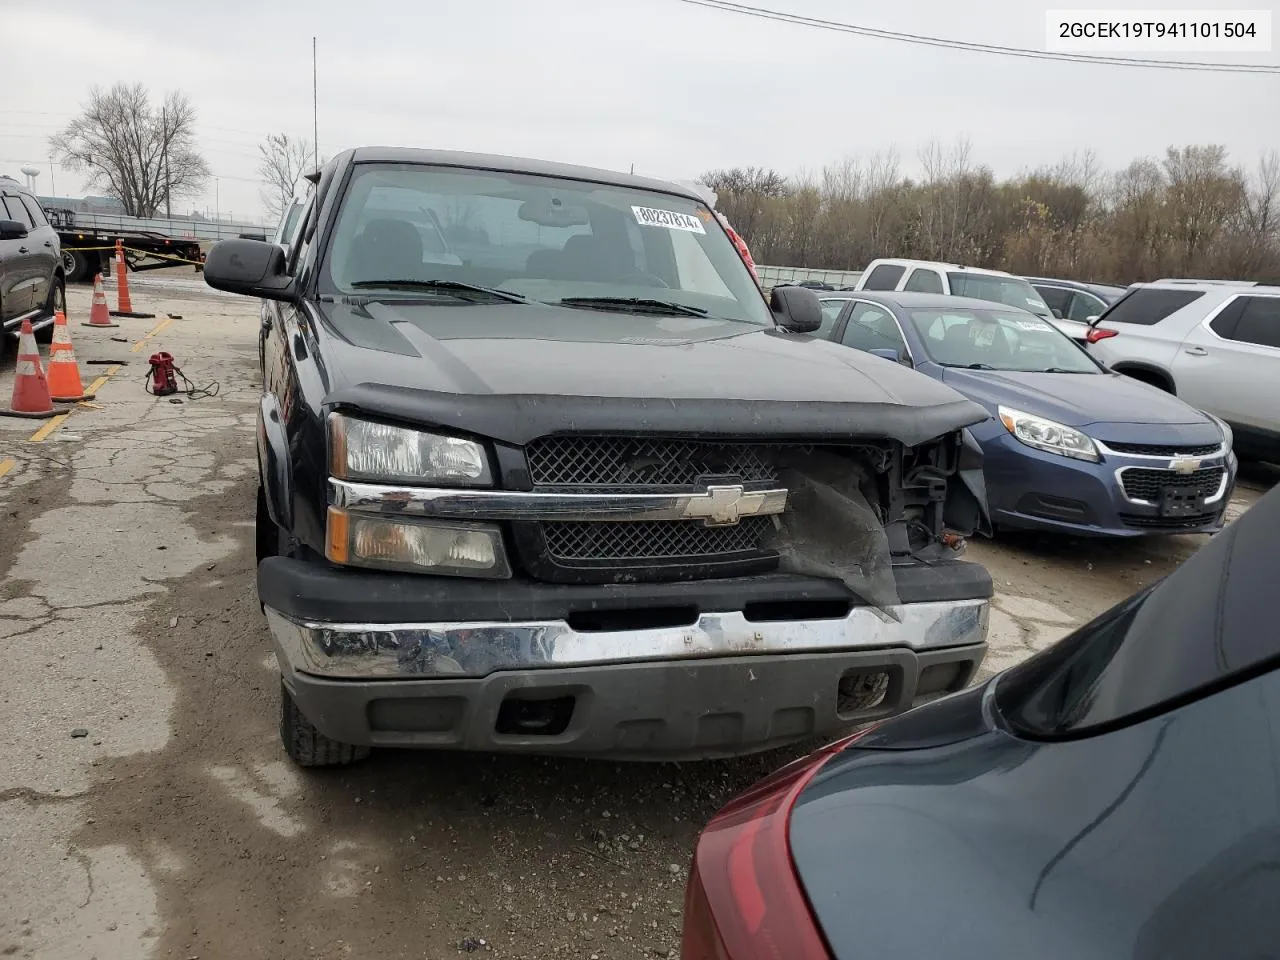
xmin=701 ymin=141 xmax=1280 ymax=284
xmin=49 ymin=83 xmax=314 ymax=223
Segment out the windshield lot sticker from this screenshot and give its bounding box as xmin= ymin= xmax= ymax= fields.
xmin=632 ymin=206 xmax=706 ymax=234
xmin=1014 ymin=318 xmax=1052 ymax=331
xmin=973 ymin=326 xmax=996 ymax=347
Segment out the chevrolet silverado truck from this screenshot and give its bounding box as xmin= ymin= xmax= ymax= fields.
xmin=203 ymin=147 xmax=995 ymax=767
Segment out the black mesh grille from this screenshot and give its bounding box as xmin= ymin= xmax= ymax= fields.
xmin=1120 ymin=466 xmax=1225 ymax=502
xmin=1105 ymin=441 xmax=1221 ymax=457
xmin=542 ymin=516 xmax=774 ymax=563
xmin=526 ymin=436 xmax=780 ymax=489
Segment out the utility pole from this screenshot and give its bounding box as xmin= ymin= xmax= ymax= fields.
xmin=162 ymin=105 xmax=172 ymax=218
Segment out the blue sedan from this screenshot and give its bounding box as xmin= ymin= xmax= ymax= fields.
xmin=816 ymin=291 xmax=1238 ymax=537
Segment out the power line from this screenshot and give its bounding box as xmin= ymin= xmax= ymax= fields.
xmin=675 ymin=0 xmax=1280 ymax=74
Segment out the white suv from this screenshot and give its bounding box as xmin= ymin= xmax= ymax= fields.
xmin=1088 ymin=280 xmax=1280 ymax=462
xmin=856 ymin=258 xmax=1056 ymax=326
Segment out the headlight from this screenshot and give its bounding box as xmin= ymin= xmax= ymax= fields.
xmin=326 ymin=508 xmax=511 ymax=578
xmin=997 ymin=406 xmax=1099 ymax=462
xmin=1205 ymin=412 xmax=1233 ymax=452
xmin=329 ymin=413 xmax=492 ymax=485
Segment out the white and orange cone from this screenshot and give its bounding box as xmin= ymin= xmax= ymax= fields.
xmin=47 ymin=311 xmax=95 ymax=402
xmin=2 ymin=319 xmax=59 ymax=419
xmin=113 ymin=239 xmax=134 ymax=314
xmin=84 ymin=274 xmax=119 ymax=328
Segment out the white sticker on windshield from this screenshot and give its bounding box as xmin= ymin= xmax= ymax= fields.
xmin=632 ymin=206 xmax=706 ymax=234
xmin=1014 ymin=317 xmax=1052 ymax=331
xmin=1027 ymin=298 xmax=1046 ymax=307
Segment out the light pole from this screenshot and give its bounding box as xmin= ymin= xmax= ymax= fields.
xmin=214 ymin=178 xmax=220 ymax=223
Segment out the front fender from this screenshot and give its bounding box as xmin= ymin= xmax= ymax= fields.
xmin=945 ymin=428 xmax=993 ymax=538
xmin=258 ymin=394 xmax=292 ymax=530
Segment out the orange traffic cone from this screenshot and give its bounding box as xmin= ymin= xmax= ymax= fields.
xmin=113 ymin=238 xmax=133 ymax=313
xmin=47 ymin=312 xmax=95 ymax=403
xmin=84 ymin=274 xmax=119 ymax=328
xmin=2 ymin=319 xmax=59 ymax=419
xmin=109 ymin=240 xmax=154 ymax=319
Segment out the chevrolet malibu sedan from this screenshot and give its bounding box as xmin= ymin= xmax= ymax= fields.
xmin=683 ymin=482 xmax=1280 ymax=960
xmin=816 ymin=291 xmax=1238 ymax=536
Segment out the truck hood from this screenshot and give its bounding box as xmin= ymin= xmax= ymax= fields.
xmin=314 ymin=300 xmax=989 ymax=446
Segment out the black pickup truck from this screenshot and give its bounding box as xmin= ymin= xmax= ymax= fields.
xmin=204 ymin=147 xmax=995 ymax=767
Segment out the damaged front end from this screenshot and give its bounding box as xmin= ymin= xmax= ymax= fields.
xmin=765 ymin=429 xmax=991 ymax=615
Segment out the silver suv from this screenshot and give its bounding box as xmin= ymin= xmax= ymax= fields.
xmin=1088 ymin=280 xmax=1280 ymax=461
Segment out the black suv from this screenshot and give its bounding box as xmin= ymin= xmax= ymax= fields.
xmin=1 ymin=176 xmax=64 ymax=350
xmin=205 ymin=147 xmax=996 ymax=768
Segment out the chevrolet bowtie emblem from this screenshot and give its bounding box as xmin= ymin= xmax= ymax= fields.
xmin=1170 ymin=456 xmax=1202 ymax=474
xmin=681 ymin=485 xmax=787 ymax=526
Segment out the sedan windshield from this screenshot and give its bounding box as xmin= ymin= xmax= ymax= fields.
xmin=947 ymin=272 xmax=1052 ymax=315
xmin=907 ymin=308 xmax=1101 ymax=373
xmin=321 ymin=163 xmax=772 ymax=324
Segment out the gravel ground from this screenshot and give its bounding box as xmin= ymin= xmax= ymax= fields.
xmin=0 ymin=273 xmax=1273 ymax=959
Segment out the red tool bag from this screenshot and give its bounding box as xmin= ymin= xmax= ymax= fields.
xmin=147 ymin=351 xmax=179 ymax=396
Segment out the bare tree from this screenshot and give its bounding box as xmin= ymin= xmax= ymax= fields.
xmin=258 ymin=133 xmax=315 ymax=223
xmin=50 ymin=83 xmax=209 ymax=218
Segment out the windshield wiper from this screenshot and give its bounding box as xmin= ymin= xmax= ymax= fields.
xmin=555 ymin=297 xmax=709 ymax=317
xmin=349 ymin=279 xmax=527 ymax=303
xmin=1040 ymin=367 xmax=1092 ymax=374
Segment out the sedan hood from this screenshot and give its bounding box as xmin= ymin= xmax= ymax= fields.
xmin=314 ymin=300 xmax=989 ymax=446
xmin=940 ymin=367 xmax=1218 ymax=438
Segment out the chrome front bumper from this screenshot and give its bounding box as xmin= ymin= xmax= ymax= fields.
xmin=264 ymin=598 xmax=990 ymax=680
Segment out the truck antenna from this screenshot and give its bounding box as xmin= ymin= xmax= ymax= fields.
xmin=312 ymin=37 xmax=319 ymax=172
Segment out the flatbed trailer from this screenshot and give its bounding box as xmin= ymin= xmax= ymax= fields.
xmin=45 ymin=207 xmax=205 ymax=283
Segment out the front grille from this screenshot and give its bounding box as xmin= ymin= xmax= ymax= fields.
xmin=1120 ymin=512 xmax=1222 ymax=530
xmin=526 ymin=436 xmax=780 ymax=489
xmin=1120 ymin=466 xmax=1225 ymax=502
xmin=1105 ymin=441 xmax=1221 ymax=457
xmin=542 ymin=516 xmax=773 ymax=563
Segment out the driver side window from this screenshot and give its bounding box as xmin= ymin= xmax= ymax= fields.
xmin=841 ymin=303 xmax=908 ymax=357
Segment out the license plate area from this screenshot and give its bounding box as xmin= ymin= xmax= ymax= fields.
xmin=1159 ymin=486 xmax=1205 ymax=518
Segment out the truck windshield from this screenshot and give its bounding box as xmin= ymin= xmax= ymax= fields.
xmin=321 ymin=163 xmax=772 ymax=325
xmin=947 ymin=272 xmax=1052 ymax=316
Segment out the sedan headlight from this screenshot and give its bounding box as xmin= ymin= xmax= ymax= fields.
xmin=1205 ymin=412 xmax=1234 ymax=452
xmin=326 ymin=508 xmax=511 ymax=578
xmin=329 ymin=413 xmax=493 ymax=485
xmin=998 ymin=406 xmax=1099 ymax=462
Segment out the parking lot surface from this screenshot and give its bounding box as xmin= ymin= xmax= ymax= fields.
xmin=0 ymin=274 xmax=1272 ymax=959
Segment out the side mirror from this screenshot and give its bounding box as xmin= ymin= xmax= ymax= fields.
xmin=770 ymin=284 xmax=822 ymax=333
xmin=0 ymin=218 xmax=29 ymax=241
xmin=868 ymin=348 xmax=901 ymax=363
xmin=204 ymin=238 xmax=295 ymax=301
xmin=1051 ymin=308 xmax=1065 ymax=320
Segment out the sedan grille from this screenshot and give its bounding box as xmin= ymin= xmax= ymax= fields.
xmin=1105 ymin=441 xmax=1222 ymax=457
xmin=541 ymin=516 xmax=774 ymax=563
xmin=1120 ymin=466 xmax=1225 ymax=502
xmin=525 ymin=436 xmax=780 ymax=490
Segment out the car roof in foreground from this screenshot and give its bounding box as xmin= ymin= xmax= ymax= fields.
xmin=346 ymin=146 xmax=705 ymax=202
xmin=787 ymin=483 xmax=1280 ymax=958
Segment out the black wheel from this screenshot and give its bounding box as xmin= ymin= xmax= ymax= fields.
xmin=62 ymin=249 xmax=91 ymax=284
xmin=34 ymin=278 xmax=66 ymax=344
xmin=280 ymin=680 xmax=370 ymax=767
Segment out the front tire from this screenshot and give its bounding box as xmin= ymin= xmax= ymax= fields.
xmin=280 ymin=681 xmax=370 ymax=767
xmin=34 ymin=278 xmax=66 ymax=344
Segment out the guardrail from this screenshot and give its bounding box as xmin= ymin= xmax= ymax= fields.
xmin=755 ymin=264 xmax=864 ymax=289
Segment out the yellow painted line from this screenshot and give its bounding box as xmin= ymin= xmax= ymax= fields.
xmin=0 ymin=458 xmax=15 ymax=479
xmin=130 ymin=315 xmax=173 ymax=353
xmin=84 ymin=374 xmax=112 ymax=395
xmin=28 ymin=413 xmax=70 ymax=443
xmin=107 ymin=364 xmax=121 ymax=375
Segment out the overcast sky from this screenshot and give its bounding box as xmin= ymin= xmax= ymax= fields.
xmin=4 ymin=0 xmax=1277 ymax=225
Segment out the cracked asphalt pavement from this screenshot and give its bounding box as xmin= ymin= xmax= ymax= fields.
xmin=0 ymin=273 xmax=1273 ymax=959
